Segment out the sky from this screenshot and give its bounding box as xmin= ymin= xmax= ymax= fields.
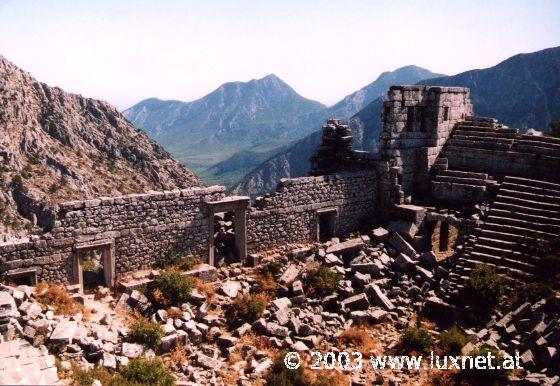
xmin=0 ymin=0 xmax=559 ymax=110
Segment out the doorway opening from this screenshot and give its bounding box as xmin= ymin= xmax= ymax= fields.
xmin=213 ymin=211 xmax=237 ymax=265
xmin=79 ymin=249 xmax=105 ymax=292
xmin=317 ymin=208 xmax=338 ymax=243
xmin=206 ymin=196 xmax=250 ymax=266
xmin=73 ymin=240 xmax=115 ymax=293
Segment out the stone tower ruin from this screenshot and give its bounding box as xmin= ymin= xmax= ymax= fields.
xmin=380 ymin=85 xmax=473 ymax=197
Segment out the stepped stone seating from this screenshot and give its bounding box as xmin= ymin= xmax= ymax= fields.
xmin=452 ymin=176 xmax=560 ymax=279
xmin=430 ymin=169 xmax=495 ymax=205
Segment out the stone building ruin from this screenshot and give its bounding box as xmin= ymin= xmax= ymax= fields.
xmin=1 ymin=85 xmax=559 ymax=294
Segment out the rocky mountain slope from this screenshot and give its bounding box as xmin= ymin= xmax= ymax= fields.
xmin=234 ymin=46 xmax=560 ymax=198
xmin=123 ymin=75 xmax=326 ymax=183
xmin=0 ymin=56 xmax=202 ymax=238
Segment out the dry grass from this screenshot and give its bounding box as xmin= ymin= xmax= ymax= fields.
xmin=167 ymin=344 xmax=189 ymax=370
xmin=309 ymin=370 xmax=350 ymax=386
xmin=338 ymin=327 xmax=377 ymax=354
xmin=192 ymin=277 xmax=216 ymax=299
xmin=165 ymin=307 xmax=183 ymax=319
xmin=151 ymin=288 xmax=169 ymax=307
xmin=255 ymin=273 xmax=278 ymax=295
xmin=35 ymin=282 xmax=83 ymax=315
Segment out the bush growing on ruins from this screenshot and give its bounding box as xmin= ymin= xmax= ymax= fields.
xmin=258 ymin=260 xmax=283 ymax=277
xmin=119 ymin=357 xmax=174 ymax=386
xmin=225 ymin=293 xmax=268 ymax=327
xmin=438 ymin=326 xmax=468 ymax=355
xmin=128 ymin=317 xmax=164 ymax=349
xmin=463 ymin=265 xmax=505 ymax=314
xmin=266 ymin=352 xmax=311 ymax=386
xmin=35 ymin=282 xmax=82 ymax=316
xmin=148 ymin=269 xmax=193 ymax=307
xmin=537 ymin=254 xmax=560 ymax=280
xmin=399 ymin=327 xmax=434 ymax=355
xmin=71 ymin=363 xmax=117 ymax=386
xmin=459 ymin=347 xmax=511 ymax=384
xmin=304 ymin=266 xmax=342 ymax=297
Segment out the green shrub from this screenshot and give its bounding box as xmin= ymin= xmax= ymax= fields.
xmin=460 ymin=347 xmax=511 ymax=384
xmin=225 ymin=293 xmax=268 ymax=327
xmin=258 ymin=260 xmax=283 ymax=277
xmin=266 ymin=353 xmax=311 ymax=386
xmin=399 ymin=327 xmax=434 ymax=355
xmin=128 ymin=318 xmax=164 ymax=349
xmin=82 ymin=259 xmax=96 ymax=271
xmin=155 ymin=251 xmax=200 ymax=271
xmin=148 ymin=270 xmax=193 ymax=307
xmin=537 ymin=254 xmax=560 ymax=279
xmin=463 ymin=265 xmax=505 ymax=314
xmin=72 ymin=364 xmax=116 ymax=386
xmin=120 ymin=357 xmax=174 ymax=386
xmin=438 ymin=326 xmax=468 ymax=355
xmin=72 ymin=358 xmax=174 ymax=386
xmin=304 ymin=266 xmax=341 ymax=297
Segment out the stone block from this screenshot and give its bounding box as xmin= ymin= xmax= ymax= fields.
xmin=49 ymin=319 xmax=78 ymax=345
xmin=371 ymin=227 xmax=390 ymax=242
xmin=365 ymin=284 xmax=394 ymax=311
xmin=388 ymin=233 xmax=417 ymax=258
xmin=341 ymin=293 xmax=370 ymax=311
xmin=326 ymin=238 xmax=364 ymax=256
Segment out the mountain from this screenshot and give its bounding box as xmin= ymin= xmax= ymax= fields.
xmin=231 ymin=66 xmax=443 ymax=197
xmin=125 ymin=67 xmax=442 ymax=187
xmin=123 ymin=74 xmax=326 ymax=182
xmin=234 ymin=46 xmax=560 ymax=198
xmin=421 ymin=46 xmax=560 ymax=131
xmin=0 ymin=56 xmax=202 ymax=238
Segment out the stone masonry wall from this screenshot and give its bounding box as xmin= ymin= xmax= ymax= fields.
xmin=0 ymin=186 xmax=224 ymax=284
xmin=246 ymin=172 xmax=377 ymax=252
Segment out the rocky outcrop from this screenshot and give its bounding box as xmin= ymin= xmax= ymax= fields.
xmin=0 ymin=56 xmax=202 ymax=238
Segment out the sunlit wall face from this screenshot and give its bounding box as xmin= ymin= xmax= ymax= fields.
xmin=1 ymin=0 xmax=558 ymax=110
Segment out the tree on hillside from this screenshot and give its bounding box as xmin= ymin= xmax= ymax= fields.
xmin=546 ymin=120 xmax=560 ymax=138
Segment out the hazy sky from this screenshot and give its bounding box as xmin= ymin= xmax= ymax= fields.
xmin=1 ymin=0 xmax=559 ymax=110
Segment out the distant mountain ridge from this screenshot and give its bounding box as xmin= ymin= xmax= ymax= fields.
xmin=123 ymin=74 xmax=326 ymax=184
xmin=234 ymin=46 xmax=560 ymax=198
xmin=124 ymin=66 xmax=443 ymax=187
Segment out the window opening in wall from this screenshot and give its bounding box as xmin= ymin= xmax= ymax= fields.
xmin=213 ymin=211 xmax=237 ymax=265
xmin=418 ymin=107 xmax=427 ymax=132
xmin=405 ymin=106 xmax=415 ymax=131
xmin=5 ymin=269 xmax=37 ymax=286
xmin=443 ymin=106 xmax=449 ymax=121
xmin=317 ymin=209 xmax=337 ymax=243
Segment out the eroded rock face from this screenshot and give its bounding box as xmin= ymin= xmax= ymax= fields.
xmin=0 ymin=56 xmax=202 ymax=237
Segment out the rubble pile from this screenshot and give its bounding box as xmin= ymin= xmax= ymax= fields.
xmin=0 ymin=227 xmax=558 ymax=385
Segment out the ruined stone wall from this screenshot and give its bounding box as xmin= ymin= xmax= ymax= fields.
xmin=0 ymin=186 xmax=224 ymax=284
xmin=246 ymin=172 xmax=378 ymax=252
xmin=380 ymin=86 xmax=473 ymax=196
